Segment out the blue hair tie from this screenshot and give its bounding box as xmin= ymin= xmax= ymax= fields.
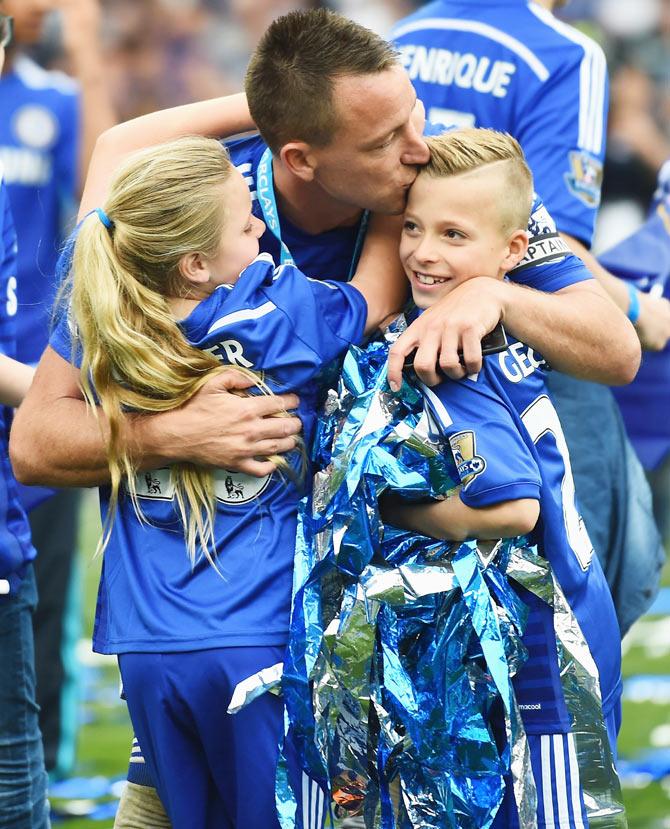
xmin=95 ymin=207 xmax=114 ymax=231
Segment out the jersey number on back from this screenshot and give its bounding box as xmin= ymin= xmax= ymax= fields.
xmin=521 ymin=394 xmax=593 ymax=571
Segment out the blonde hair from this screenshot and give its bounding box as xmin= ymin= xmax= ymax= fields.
xmin=64 ymin=136 xmax=293 ymax=569
xmin=423 ymin=129 xmax=534 ymax=233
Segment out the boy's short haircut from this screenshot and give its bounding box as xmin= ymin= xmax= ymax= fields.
xmin=245 ymin=9 xmax=398 ymax=155
xmin=424 ymin=129 xmax=534 ymax=233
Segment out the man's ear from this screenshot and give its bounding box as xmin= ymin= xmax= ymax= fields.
xmin=178 ymin=252 xmax=211 ymax=286
xmin=279 ymin=141 xmax=317 ymax=182
xmin=501 ymin=229 xmax=529 ymax=272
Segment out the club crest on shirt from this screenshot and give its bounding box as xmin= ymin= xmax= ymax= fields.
xmin=564 ymin=150 xmax=602 ymax=208
xmin=449 ymin=430 xmax=486 ymax=488
xmin=13 ymin=105 xmax=59 ymax=150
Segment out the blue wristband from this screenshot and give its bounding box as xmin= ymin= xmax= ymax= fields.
xmin=626 ymin=283 xmax=641 ymax=324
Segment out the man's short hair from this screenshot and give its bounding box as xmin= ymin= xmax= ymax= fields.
xmin=423 ymin=129 xmax=534 ymax=233
xmin=245 ymin=9 xmax=398 ymax=154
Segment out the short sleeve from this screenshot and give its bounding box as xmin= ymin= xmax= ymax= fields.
xmin=49 ymin=310 xmax=79 ymax=365
xmin=508 ymin=194 xmax=593 ymax=293
xmin=261 ymin=263 xmax=368 ymax=367
xmin=423 ymin=378 xmax=541 ymax=508
xmin=513 ymin=44 xmax=608 ymax=247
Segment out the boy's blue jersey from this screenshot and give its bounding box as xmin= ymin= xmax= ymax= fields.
xmin=392 ymin=0 xmax=609 ymax=245
xmin=0 ymin=56 xmax=79 ymax=365
xmin=228 ymin=133 xmax=593 ymax=293
xmin=0 ymin=172 xmax=37 ymax=589
xmin=423 ymin=341 xmax=622 ymax=731
xmin=49 ymin=255 xmax=367 ymax=653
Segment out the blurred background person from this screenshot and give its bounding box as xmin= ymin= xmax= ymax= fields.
xmin=0 ymin=0 xmax=114 ymax=779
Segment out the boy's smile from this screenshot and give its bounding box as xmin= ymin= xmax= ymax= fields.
xmin=400 ymin=165 xmax=528 ymax=309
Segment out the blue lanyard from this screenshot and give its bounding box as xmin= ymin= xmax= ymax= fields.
xmin=256 ymin=148 xmax=369 ymax=281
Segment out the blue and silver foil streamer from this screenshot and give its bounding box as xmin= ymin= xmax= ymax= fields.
xmin=278 ymin=323 xmax=537 ymax=828
xmin=273 ymin=320 xmax=624 ymax=828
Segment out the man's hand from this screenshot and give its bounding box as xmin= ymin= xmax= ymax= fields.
xmin=635 ymin=291 xmax=670 ymax=351
xmin=138 ymin=369 xmax=302 ymax=477
xmin=388 ymin=277 xmax=504 ymax=388
xmin=10 ymin=348 xmax=302 ymax=487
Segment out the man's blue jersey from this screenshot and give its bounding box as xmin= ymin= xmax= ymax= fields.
xmin=392 ymin=0 xmax=609 ymax=245
xmin=50 ymin=255 xmax=367 ymax=653
xmin=0 ymin=56 xmax=79 ymax=365
xmin=0 ymin=172 xmax=37 ymax=590
xmin=423 ymin=340 xmax=622 ymax=731
xmin=228 ymin=133 xmax=593 ymax=293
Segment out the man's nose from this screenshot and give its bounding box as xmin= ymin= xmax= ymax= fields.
xmin=401 ymin=132 xmax=430 ymax=166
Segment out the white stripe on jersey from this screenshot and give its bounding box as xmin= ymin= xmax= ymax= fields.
xmin=130 ymin=736 xmax=145 ymax=763
xmin=207 ymin=300 xmax=277 ymax=335
xmin=14 ymin=54 xmax=79 ymax=94
xmin=301 ymin=774 xmax=326 ymax=829
xmin=538 ymin=733 xmax=587 ymax=827
xmin=552 ymin=733 xmax=571 ymax=827
xmin=392 ymin=18 xmax=550 ymax=81
xmin=528 ymin=4 xmax=607 ymax=154
xmin=421 ymin=384 xmax=454 ymax=428
xmin=567 ymin=733 xmax=586 ymax=829
xmin=540 ymin=734 xmax=556 ymax=826
xmin=302 ymin=773 xmax=310 ymax=829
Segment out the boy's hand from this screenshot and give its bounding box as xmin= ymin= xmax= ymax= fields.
xmin=388 ymin=277 xmax=505 ymax=387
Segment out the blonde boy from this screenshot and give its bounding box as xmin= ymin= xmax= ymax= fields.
xmin=386 ymin=128 xmax=625 ymax=829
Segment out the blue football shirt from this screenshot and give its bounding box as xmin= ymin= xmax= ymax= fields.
xmin=423 ymin=342 xmax=622 ymax=731
xmin=0 ymin=55 xmax=79 ymax=365
xmin=392 ymin=0 xmax=609 ymax=246
xmin=50 ymin=255 xmax=367 ymax=653
xmin=0 ymin=171 xmax=37 ymax=590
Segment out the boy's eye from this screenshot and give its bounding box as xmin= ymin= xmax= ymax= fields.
xmin=402 ymin=220 xmax=418 ymax=233
xmin=446 ymin=229 xmax=464 ymax=240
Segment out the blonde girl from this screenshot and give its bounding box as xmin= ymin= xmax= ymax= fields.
xmin=51 ymin=133 xmax=405 ymax=829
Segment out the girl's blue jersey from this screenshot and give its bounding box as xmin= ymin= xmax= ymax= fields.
xmin=50 ymin=255 xmax=367 ymax=653
xmin=0 ymin=172 xmax=36 ymax=589
xmin=423 ymin=341 xmax=622 ymax=732
xmin=392 ymin=0 xmax=609 ymax=246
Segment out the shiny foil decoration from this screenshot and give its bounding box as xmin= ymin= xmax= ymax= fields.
xmin=269 ymin=322 xmax=622 ymax=828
